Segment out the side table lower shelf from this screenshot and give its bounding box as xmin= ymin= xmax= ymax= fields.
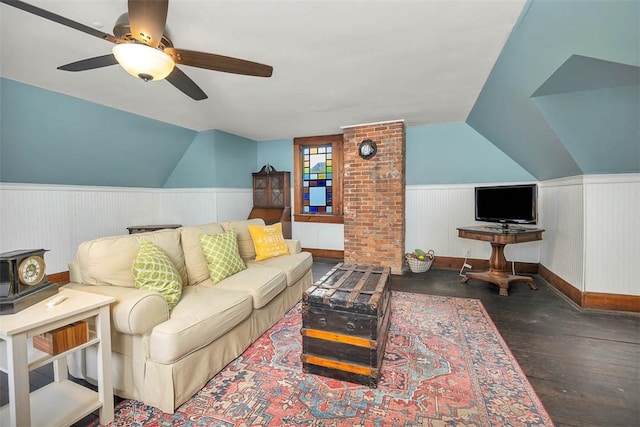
xmin=0 ymin=380 xmax=102 ymax=426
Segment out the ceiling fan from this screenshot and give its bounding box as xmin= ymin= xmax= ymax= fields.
xmin=0 ymin=0 xmax=273 ymax=100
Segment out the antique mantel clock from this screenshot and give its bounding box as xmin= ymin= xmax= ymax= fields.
xmin=0 ymin=249 xmax=58 ymax=315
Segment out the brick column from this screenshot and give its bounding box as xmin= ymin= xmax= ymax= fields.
xmin=342 ymin=120 xmax=406 ymax=274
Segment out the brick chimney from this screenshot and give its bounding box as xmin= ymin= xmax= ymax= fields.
xmin=342 ymin=120 xmax=406 ymax=274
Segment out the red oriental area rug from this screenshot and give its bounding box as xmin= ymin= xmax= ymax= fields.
xmin=102 ymin=292 xmax=554 ymax=426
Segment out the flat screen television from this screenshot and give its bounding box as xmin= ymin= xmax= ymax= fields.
xmin=475 ymin=184 xmax=537 ymax=227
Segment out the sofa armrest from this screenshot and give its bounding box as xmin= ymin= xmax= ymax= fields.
xmin=63 ymin=283 xmax=169 ymax=335
xmin=285 ymin=239 xmax=301 ymax=255
xmin=68 ymin=260 xmax=81 ymax=283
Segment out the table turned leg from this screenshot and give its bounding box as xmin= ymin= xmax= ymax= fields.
xmin=488 ymin=242 xmax=508 ymax=274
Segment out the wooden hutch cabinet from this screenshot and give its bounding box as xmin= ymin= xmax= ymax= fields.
xmin=248 ymin=165 xmax=292 ymax=238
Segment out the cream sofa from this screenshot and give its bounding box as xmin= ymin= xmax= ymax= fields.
xmin=64 ymin=219 xmax=313 ymax=413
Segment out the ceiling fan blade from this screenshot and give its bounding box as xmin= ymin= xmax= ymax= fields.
xmin=57 ymin=54 xmax=118 ymax=72
xmin=0 ymin=0 xmax=117 ymax=43
xmin=128 ymin=0 xmax=168 ymax=48
xmin=166 ymin=67 xmax=208 ymax=101
xmin=165 ymin=48 xmax=273 ymax=78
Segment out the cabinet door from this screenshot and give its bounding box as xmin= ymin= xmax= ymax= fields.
xmin=253 ymin=175 xmax=268 ymax=207
xmin=268 ymin=174 xmax=285 ymax=207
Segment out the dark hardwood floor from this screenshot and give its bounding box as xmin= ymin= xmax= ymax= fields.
xmin=312 ymin=260 xmax=640 ymax=427
xmin=2 ymin=260 xmax=638 ymax=426
xmin=390 ymin=266 xmax=639 ymax=427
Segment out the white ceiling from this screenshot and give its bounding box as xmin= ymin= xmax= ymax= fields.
xmin=0 ymin=0 xmax=526 ymax=141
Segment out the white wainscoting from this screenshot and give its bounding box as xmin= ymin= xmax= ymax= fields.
xmin=539 ymin=173 xmax=640 ymax=296
xmin=157 ymin=188 xmax=253 ymax=226
xmin=293 ymin=183 xmax=542 ymax=262
xmin=583 ymin=174 xmax=640 ymax=295
xmin=293 ymin=222 xmax=344 ymax=251
xmin=4 ymin=177 xmax=636 ymax=296
xmin=0 ymin=184 xmax=252 ymax=273
xmin=539 ymin=176 xmax=585 ymax=292
xmin=405 ymin=184 xmax=542 ymax=263
xmin=293 ymin=184 xmax=540 ymax=263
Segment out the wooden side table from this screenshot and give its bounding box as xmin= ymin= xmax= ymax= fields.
xmin=0 ymin=289 xmax=115 ymax=427
xmin=457 ymin=226 xmax=544 ymax=296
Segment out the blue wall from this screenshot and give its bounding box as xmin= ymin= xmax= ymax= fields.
xmin=163 ymin=129 xmax=258 ymax=188
xmin=254 ymin=125 xmax=534 ymax=185
xmin=467 ymin=0 xmax=640 ymax=180
xmin=2 ymin=0 xmax=637 ymax=187
xmin=406 ymin=123 xmax=534 ymax=184
xmin=0 ymin=78 xmax=584 ymax=189
xmin=164 ymin=130 xmax=218 ymax=188
xmin=257 ymin=139 xmax=293 ymax=173
xmin=0 ymin=78 xmax=197 ymax=188
xmin=533 ymin=83 xmax=639 ymax=174
xmin=212 ymin=131 xmax=258 ymax=188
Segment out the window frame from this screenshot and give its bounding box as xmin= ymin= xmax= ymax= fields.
xmin=293 ymin=134 xmax=344 ymax=224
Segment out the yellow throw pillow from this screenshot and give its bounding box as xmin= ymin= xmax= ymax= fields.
xmin=248 ymin=223 xmax=290 ymax=261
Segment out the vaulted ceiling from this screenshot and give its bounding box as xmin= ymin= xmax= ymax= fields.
xmin=467 ymin=0 xmax=639 ymax=180
xmin=1 ymin=0 xmax=638 ymax=181
xmin=0 ymin=0 xmax=526 ymax=139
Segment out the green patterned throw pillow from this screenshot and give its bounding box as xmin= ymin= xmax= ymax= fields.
xmin=132 ymin=240 xmax=182 ymax=311
xmin=199 ymin=230 xmax=246 ymax=285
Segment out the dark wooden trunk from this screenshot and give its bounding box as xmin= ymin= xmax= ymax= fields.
xmin=301 ymin=263 xmax=391 ymax=387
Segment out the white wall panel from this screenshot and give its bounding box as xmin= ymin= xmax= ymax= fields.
xmin=583 ymin=174 xmax=640 ymax=295
xmin=0 ymin=186 xmax=73 ymax=274
xmin=406 ymin=186 xmax=464 ymax=257
xmin=293 ymin=222 xmax=344 ymax=250
xmin=5 ymin=177 xmax=635 ymax=297
xmin=293 ymin=182 xmax=544 ymax=263
xmin=156 ymin=190 xmax=215 ymax=226
xmin=406 ymin=184 xmax=541 ymax=262
xmin=0 ymin=184 xmax=252 ymax=273
xmin=530 ymin=174 xmax=638 ymax=296
xmin=156 ymin=189 xmax=252 ymax=226
xmin=539 ymin=177 xmax=585 ymax=291
xmin=215 ymin=190 xmax=253 ymax=223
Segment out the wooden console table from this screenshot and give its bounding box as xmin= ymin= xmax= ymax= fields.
xmin=457 ymin=226 xmax=544 ymax=296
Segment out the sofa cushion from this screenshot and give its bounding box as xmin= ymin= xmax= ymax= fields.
xmin=246 ymin=251 xmax=313 ymax=286
xmin=200 ymin=230 xmax=247 ymax=285
xmin=77 ymin=229 xmax=186 ymax=288
xmin=222 ymin=218 xmax=265 ymax=261
xmin=180 ymin=223 xmax=225 ymax=286
xmin=149 ymin=285 xmax=252 ymax=364
xmin=132 ymin=241 xmax=182 ymax=311
xmin=248 ymin=223 xmax=290 ymax=261
xmin=214 ymin=267 xmax=286 ymax=309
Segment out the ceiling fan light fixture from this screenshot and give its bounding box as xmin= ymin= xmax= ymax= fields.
xmin=112 ymin=43 xmax=175 ymax=82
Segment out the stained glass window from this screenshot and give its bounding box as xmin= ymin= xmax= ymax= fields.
xmin=302 ymin=145 xmax=333 ymax=213
xmin=294 ymin=134 xmax=343 ymax=223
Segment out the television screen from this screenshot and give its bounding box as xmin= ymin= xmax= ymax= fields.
xmin=475 ymin=184 xmax=537 ymax=225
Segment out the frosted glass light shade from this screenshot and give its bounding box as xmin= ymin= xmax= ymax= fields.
xmin=112 ymin=43 xmax=175 ymax=81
